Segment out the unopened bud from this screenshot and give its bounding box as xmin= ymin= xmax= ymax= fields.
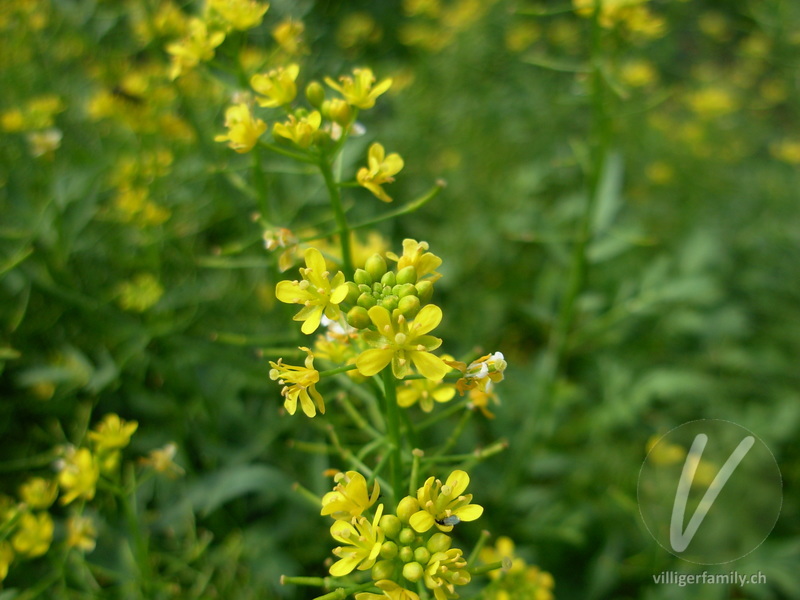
xmin=365 ymin=254 xmax=387 ymax=282
xmin=344 ymin=281 xmax=360 ymax=305
xmin=402 ymin=561 xmax=424 ymax=582
xmin=379 ymin=514 xmax=402 ymax=539
xmin=396 ymin=496 xmax=420 ymax=523
xmin=379 ymin=541 xmax=399 ymax=559
xmin=399 ymin=545 xmax=414 ymax=563
xmin=398 ymin=528 xmax=416 ymax=545
xmin=413 ymin=546 xmax=431 ymax=564
xmin=380 ymin=271 xmax=396 ymax=287
xmin=305 ymin=81 xmax=325 ymax=108
xmin=427 ymin=532 xmax=453 ymax=553
xmin=396 ymin=266 xmax=417 ymax=285
xmin=372 ymin=559 xmax=396 ymax=581
xmin=347 ymin=306 xmax=370 ymax=329
xmin=381 ymin=295 xmax=399 ymax=312
xmin=357 ymin=293 xmax=377 ymax=309
xmin=329 ymin=98 xmax=353 ymax=126
xmin=415 ymin=280 xmax=433 ymax=303
xmin=354 ymin=268 xmax=372 ymax=286
xmin=397 ymin=295 xmax=420 ymax=318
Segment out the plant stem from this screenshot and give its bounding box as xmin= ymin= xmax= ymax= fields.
xmin=381 ymin=368 xmax=403 ymax=506
xmin=319 ymin=157 xmax=353 ymax=277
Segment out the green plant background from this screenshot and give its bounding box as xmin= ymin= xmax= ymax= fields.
xmin=1 ymin=0 xmax=799 ymax=598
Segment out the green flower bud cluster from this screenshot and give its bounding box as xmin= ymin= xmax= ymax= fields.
xmin=344 ymin=253 xmax=434 ymax=329
xmin=370 ymin=496 xmax=470 ymax=594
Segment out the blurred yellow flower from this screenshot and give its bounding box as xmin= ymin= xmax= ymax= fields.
xmin=620 ymin=59 xmax=658 ymax=88
xmin=116 ymin=273 xmax=165 ymax=312
xmin=357 ymin=143 xmax=404 ymax=203
xmin=356 ymin=580 xmax=420 ymax=600
xmin=273 ymin=111 xmax=322 ymax=148
xmin=18 ymin=477 xmax=58 ymax=510
xmin=66 ymin=515 xmax=97 ymax=553
xmin=167 ymin=18 xmax=225 ymax=79
xmin=325 ymin=68 xmax=392 ymax=110
xmin=386 ymin=239 xmax=442 ymax=283
xmin=207 ymin=0 xmax=269 ymax=31
xmin=89 ymin=413 xmax=138 ymax=451
xmin=214 ymin=103 xmax=267 ymax=153
xmin=687 ymin=87 xmax=738 ymax=119
xmin=140 ymin=443 xmax=184 ymax=478
xmin=11 ymin=512 xmax=53 ymax=558
xmin=0 ymin=541 xmax=13 ymax=582
xmin=273 ymin=19 xmax=306 ymax=55
xmin=269 ymin=347 xmax=325 ymax=417
xmin=397 ymin=377 xmax=456 ymax=413
xmin=251 ymin=64 xmax=300 ymax=108
xmin=770 ymin=139 xmax=800 ymax=165
xmin=57 ymin=447 xmax=100 ymax=505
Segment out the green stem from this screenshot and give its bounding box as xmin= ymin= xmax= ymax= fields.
xmin=318 ymin=364 xmax=359 ymax=378
xmin=319 ymin=157 xmax=353 ymax=277
xmin=468 ymin=560 xmax=506 ymax=577
xmin=251 ymin=144 xmax=270 ymax=220
xmin=381 ymin=368 xmax=403 ymax=506
xmin=467 ymin=530 xmax=492 ymax=567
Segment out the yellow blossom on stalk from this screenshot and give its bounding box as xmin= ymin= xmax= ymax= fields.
xmin=357 ymin=143 xmax=404 ymax=203
xmin=0 ymin=541 xmax=13 ymax=582
xmin=397 ymin=377 xmax=456 ymax=413
xmin=66 ymin=515 xmax=97 ymax=553
xmin=11 ymin=512 xmax=53 ymax=558
xmin=89 ymin=414 xmax=138 ymax=451
xmin=356 ymin=580 xmax=420 ymax=600
xmin=269 ymin=347 xmax=325 ymax=417
xmin=424 ymin=548 xmax=471 ymax=599
xmin=167 ymin=17 xmax=225 ymax=79
xmin=273 ymin=111 xmax=322 ymax=149
xmin=116 ymin=273 xmax=165 ymax=312
xmin=57 ymin=447 xmax=100 ymax=505
xmin=214 ymin=103 xmax=267 ymax=153
xmin=321 ymin=471 xmax=380 ymax=520
xmin=386 ymin=239 xmax=442 ymax=282
xmin=251 ymin=64 xmax=300 ymax=108
xmin=273 ymin=19 xmax=306 ymax=55
xmin=356 ymin=305 xmax=450 ymax=380
xmin=329 ymin=504 xmax=385 ymax=576
xmin=140 ymin=443 xmax=185 ymax=477
xmin=263 ymin=227 xmax=299 ymax=272
xmin=206 ymin=0 xmax=269 ymax=31
xmin=409 ymin=470 xmax=483 ymax=533
xmin=325 ymin=68 xmax=392 ymax=110
xmin=18 ymin=477 xmax=58 ymax=510
xmin=275 ymin=247 xmax=348 ymax=334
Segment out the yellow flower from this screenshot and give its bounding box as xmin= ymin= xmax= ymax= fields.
xmin=325 ymin=68 xmax=392 ymax=110
xmin=116 ymin=273 xmax=164 ymax=312
xmin=479 ymin=536 xmax=526 ymax=580
xmin=450 ymin=352 xmax=507 ymax=394
xmin=57 ymin=447 xmax=100 ymax=505
xmin=409 ymin=470 xmax=483 ymax=533
xmin=272 ymin=111 xmax=322 ymax=149
xmin=18 ymin=477 xmax=58 ymax=510
xmin=275 ymin=247 xmax=349 ymax=334
xmin=770 ymin=139 xmax=800 ymax=165
xmin=356 ymin=143 xmax=404 ymax=203
xmin=214 ymin=103 xmax=267 ymax=153
xmin=687 ymin=87 xmax=738 ymax=119
xmin=269 ymin=347 xmax=325 ymax=417
xmin=356 ymin=305 xmax=450 ymax=380
xmin=251 ymin=64 xmax=300 ymax=108
xmin=397 ymin=378 xmax=456 ymax=413
xmin=11 ymin=512 xmax=53 ymax=558
xmin=0 ymin=541 xmax=13 ymax=582
xmin=329 ymin=504 xmax=385 ymax=576
xmin=140 ymin=443 xmax=185 ymax=478
xmin=263 ymin=227 xmax=299 ymax=272
xmin=321 ymin=471 xmax=380 ymax=520
xmin=166 ymin=18 xmax=226 ymax=79
xmin=66 ymin=515 xmax=97 ymax=553
xmin=89 ymin=413 xmax=138 ymax=451
xmin=356 ymin=580 xmax=420 ymax=600
xmin=424 ymin=548 xmax=470 ymax=599
xmin=386 ymin=239 xmax=442 ymax=283
xmin=468 ymin=383 xmax=499 ymax=419
xmin=272 ymin=19 xmax=306 ymax=55
xmin=206 ymin=0 xmax=269 ymax=31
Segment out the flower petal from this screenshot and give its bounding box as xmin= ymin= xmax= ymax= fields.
xmin=445 ymin=470 xmax=470 ymax=497
xmin=330 ymin=283 xmax=349 ymax=304
xmin=411 ymin=304 xmax=442 ymax=336
xmin=410 ymin=351 xmax=450 ymax=381
xmin=330 ymin=554 xmax=361 ymax=577
xmin=300 ymin=306 xmax=324 ymax=334
xmin=453 ymin=503 xmax=483 ymax=522
xmin=356 ymin=348 xmax=393 ymax=377
xmin=409 ymin=510 xmax=435 ymax=533
xmin=367 ymin=305 xmax=393 ymax=335
xmin=304 ymin=247 xmax=326 ymax=274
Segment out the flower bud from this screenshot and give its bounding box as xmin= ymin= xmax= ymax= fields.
xmin=402 ymin=561 xmax=424 ymax=582
xmin=354 ymin=268 xmax=373 ymax=286
xmin=413 ymin=546 xmax=430 ymax=564
xmin=329 ymin=98 xmax=353 ymax=126
xmin=380 ymin=271 xmax=396 ymax=287
xmin=399 ymin=545 xmax=414 ymax=563
xmin=415 ymin=280 xmax=433 ymax=303
xmin=357 ymin=292 xmax=377 ymax=309
xmin=372 ymin=559 xmax=396 ymax=581
xmin=344 ymin=281 xmax=360 ymax=305
xmin=381 ymin=295 xmax=399 ymax=312
xmin=397 ymin=295 xmax=420 ymax=319
xmin=305 ymin=81 xmax=325 ymax=108
xmin=379 ymin=540 xmax=399 ymax=559
xmin=396 ymin=283 xmax=417 ymax=298
xmin=396 ymin=496 xmax=420 ymax=523
xmin=347 ymin=306 xmax=371 ymax=329
xmin=365 ymin=254 xmax=387 ymax=282
xmin=398 ymin=528 xmax=416 ymax=545
xmin=396 ymin=265 xmax=417 ymax=285
xmin=427 ymin=533 xmax=452 ymax=553
xmin=379 ymin=514 xmax=402 ymax=539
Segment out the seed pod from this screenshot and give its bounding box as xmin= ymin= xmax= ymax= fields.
xmin=396 ymin=265 xmax=417 ymax=285
xmin=365 ymin=254 xmax=387 ymax=282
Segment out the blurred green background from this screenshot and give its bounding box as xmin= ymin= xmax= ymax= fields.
xmin=1 ymin=0 xmax=799 ymax=598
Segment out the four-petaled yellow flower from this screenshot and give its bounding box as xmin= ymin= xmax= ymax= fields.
xmin=275 ymin=247 xmax=348 ymax=334
xmin=273 ymin=111 xmax=322 ymax=149
xmin=409 ymin=470 xmax=483 ymax=533
xmin=397 ymin=378 xmax=456 ymax=413
xmin=321 ymin=471 xmax=380 ymax=520
xmin=325 ymin=68 xmax=392 ymax=109
xmin=357 ymin=143 xmax=404 ymax=203
xmin=386 ymin=239 xmax=442 ymax=282
xmin=88 ymin=413 xmax=138 ymax=451
xmin=449 ymin=351 xmax=507 ymax=394
xmin=356 ymin=305 xmax=450 ymax=380
xmin=329 ymin=504 xmax=385 ymax=576
xmin=251 ymin=64 xmax=300 ymax=108
xmin=18 ymin=477 xmax=58 ymax=510
xmin=11 ymin=512 xmax=53 ymax=558
xmin=57 ymin=447 xmax=100 ymax=505
xmin=214 ymin=103 xmax=267 ymax=153
xmin=66 ymin=515 xmax=97 ymax=553
xmin=269 ymin=347 xmax=325 ymax=417
xmin=166 ymin=17 xmax=226 ymax=79
xmin=207 ymin=0 xmax=269 ymax=31
xmin=356 ymin=580 xmax=421 ymax=600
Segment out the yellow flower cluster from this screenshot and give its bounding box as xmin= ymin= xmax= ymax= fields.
xmin=320 ymin=470 xmax=482 ymax=600
xmin=479 ymin=537 xmax=555 ymax=600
